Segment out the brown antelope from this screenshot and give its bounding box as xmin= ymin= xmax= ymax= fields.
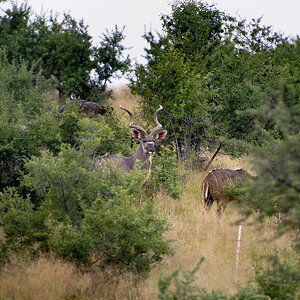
xmin=95 ymin=105 xmax=167 ymax=181
xmin=58 ymin=100 xmax=114 ymax=118
xmin=201 ymin=168 xmax=253 ymax=216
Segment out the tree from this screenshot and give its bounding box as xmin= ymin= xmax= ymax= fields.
xmin=205 ymin=16 xmax=289 ymax=154
xmin=91 ymin=26 xmax=131 ymax=99
xmin=241 ymin=82 xmax=300 ymax=246
xmin=161 ymin=0 xmax=225 ymax=62
xmin=131 ymin=0 xmax=293 ymax=160
xmin=131 ymin=47 xmax=214 ymax=162
xmin=0 ymin=2 xmax=131 ymax=100
xmin=40 ymin=13 xmax=94 ymax=99
xmin=0 ymin=3 xmax=36 ymax=66
xmin=130 ymin=1 xmax=226 ymax=160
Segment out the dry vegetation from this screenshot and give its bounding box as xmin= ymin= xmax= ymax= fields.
xmin=0 ymin=87 xmax=295 ymax=299
xmin=108 ymin=86 xmax=142 ymax=124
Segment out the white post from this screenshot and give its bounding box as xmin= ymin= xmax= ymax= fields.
xmin=236 ymin=224 xmax=242 ymax=269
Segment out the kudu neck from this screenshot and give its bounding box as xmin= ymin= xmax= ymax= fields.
xmin=130 ymin=143 xmax=151 ymax=171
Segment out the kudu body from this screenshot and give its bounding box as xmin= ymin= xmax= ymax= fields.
xmin=95 ymin=106 xmax=167 ymax=180
xmin=201 ymin=168 xmax=253 ymax=216
xmin=58 ymin=100 xmax=113 ymax=118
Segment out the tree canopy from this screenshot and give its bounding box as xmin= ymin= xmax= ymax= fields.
xmin=0 ymin=2 xmax=131 ymax=100
xmin=130 ymin=0 xmax=297 ymax=159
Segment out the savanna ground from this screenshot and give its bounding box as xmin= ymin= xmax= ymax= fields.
xmin=0 ymin=87 xmax=295 ymax=299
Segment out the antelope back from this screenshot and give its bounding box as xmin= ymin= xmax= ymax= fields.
xmin=202 ymin=168 xmax=248 ymax=198
xmin=95 ymin=153 xmax=135 ymax=174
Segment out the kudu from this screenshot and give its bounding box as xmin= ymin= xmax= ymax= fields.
xmin=201 ymin=168 xmax=253 ymax=216
xmin=95 ymin=105 xmax=167 ymax=181
xmin=58 ymin=100 xmax=113 ymax=118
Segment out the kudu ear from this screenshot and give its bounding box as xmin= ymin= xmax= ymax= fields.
xmin=155 ymin=130 xmax=167 ymax=141
xmin=130 ymin=128 xmax=144 ymax=141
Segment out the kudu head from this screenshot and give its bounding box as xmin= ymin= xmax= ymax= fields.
xmin=120 ymin=105 xmax=167 ymax=156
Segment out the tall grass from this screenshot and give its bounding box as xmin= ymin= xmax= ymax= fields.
xmin=108 ymin=86 xmax=141 ymax=123
xmin=0 ymin=87 xmax=294 ymax=299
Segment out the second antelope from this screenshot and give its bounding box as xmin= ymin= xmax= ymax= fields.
xmin=95 ymin=105 xmax=167 ymax=181
xmin=201 ymin=168 xmax=253 ymax=216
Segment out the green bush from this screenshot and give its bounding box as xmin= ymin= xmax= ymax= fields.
xmin=158 ymin=258 xmax=206 ymax=300
xmin=1 ymin=157 xmax=173 ymax=272
xmin=148 ymin=146 xmax=183 ymax=199
xmin=47 ymin=220 xmax=94 ymax=266
xmin=0 ymin=53 xmax=53 ymax=118
xmin=158 ymin=252 xmax=300 ymax=299
xmin=0 ymin=188 xmax=49 ymax=259
xmin=83 ymin=198 xmax=172 ymax=272
xmin=17 ymin=136 xmax=172 ymax=271
xmin=0 ymin=55 xmax=56 ymax=191
xmin=254 ymin=253 xmax=300 ymax=300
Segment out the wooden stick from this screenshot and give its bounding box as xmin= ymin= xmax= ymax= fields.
xmin=236 ymin=224 xmax=242 ymax=269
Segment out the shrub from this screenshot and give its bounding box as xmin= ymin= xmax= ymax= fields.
xmin=254 ymin=253 xmax=300 ymax=299
xmin=0 ymin=188 xmax=49 ymax=260
xmin=18 ymin=137 xmax=173 ymax=271
xmin=83 ymin=198 xmax=173 ymax=272
xmin=0 ymin=54 xmax=56 ymax=192
xmin=148 ymin=146 xmax=183 ymax=199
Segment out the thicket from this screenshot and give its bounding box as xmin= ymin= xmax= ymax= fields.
xmin=0 ymin=63 xmax=174 ymax=271
xmin=0 ymin=22 xmax=174 ymax=271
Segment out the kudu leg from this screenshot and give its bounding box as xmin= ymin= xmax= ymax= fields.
xmin=216 ymin=201 xmax=227 ymax=217
xmin=204 ymin=195 xmax=214 ymax=213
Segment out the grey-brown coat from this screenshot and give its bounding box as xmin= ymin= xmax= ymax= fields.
xmin=95 ymin=105 xmax=167 ymax=184
xmin=201 ymin=168 xmax=253 ymax=216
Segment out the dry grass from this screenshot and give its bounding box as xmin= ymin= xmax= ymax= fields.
xmin=0 ymin=156 xmax=293 ymax=299
xmin=108 ymin=85 xmax=142 ymax=122
xmin=0 ymin=88 xmax=295 ymax=299
xmin=0 ymin=256 xmax=89 ymax=300
xmin=132 ymin=154 xmax=292 ymax=299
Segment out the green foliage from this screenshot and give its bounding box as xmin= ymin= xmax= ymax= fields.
xmin=47 ymin=220 xmax=94 ymax=266
xmin=131 ymin=0 xmax=298 ymax=159
xmin=0 ymin=2 xmax=131 ymax=99
xmin=92 ymin=26 xmax=131 ymax=97
xmin=82 ymin=199 xmax=172 ymax=272
xmin=43 ymin=13 xmax=94 ymax=98
xmin=158 ymin=258 xmax=205 ymax=299
xmin=148 ymin=146 xmax=183 ymax=199
xmin=162 ymin=0 xmax=225 ymax=61
xmin=223 ymin=181 xmax=246 ymax=201
xmin=131 ymin=47 xmax=214 ymax=160
xmin=0 ymin=52 xmax=53 ymax=117
xmin=22 ymin=145 xmax=100 ymax=223
xmin=0 ymin=3 xmax=35 ymax=66
xmin=56 ymin=100 xmax=132 ymax=156
xmin=241 ymin=84 xmax=300 ymax=246
xmin=17 ymin=131 xmax=172 ymax=270
xmin=0 ymin=55 xmax=56 ymax=190
xmin=0 ymin=188 xmax=49 ymax=259
xmin=254 ymin=253 xmax=300 ymax=300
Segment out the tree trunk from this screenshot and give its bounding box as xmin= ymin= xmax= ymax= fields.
xmin=183 ymin=131 xmax=188 ymax=161
xmin=204 ymin=143 xmax=222 ymax=170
